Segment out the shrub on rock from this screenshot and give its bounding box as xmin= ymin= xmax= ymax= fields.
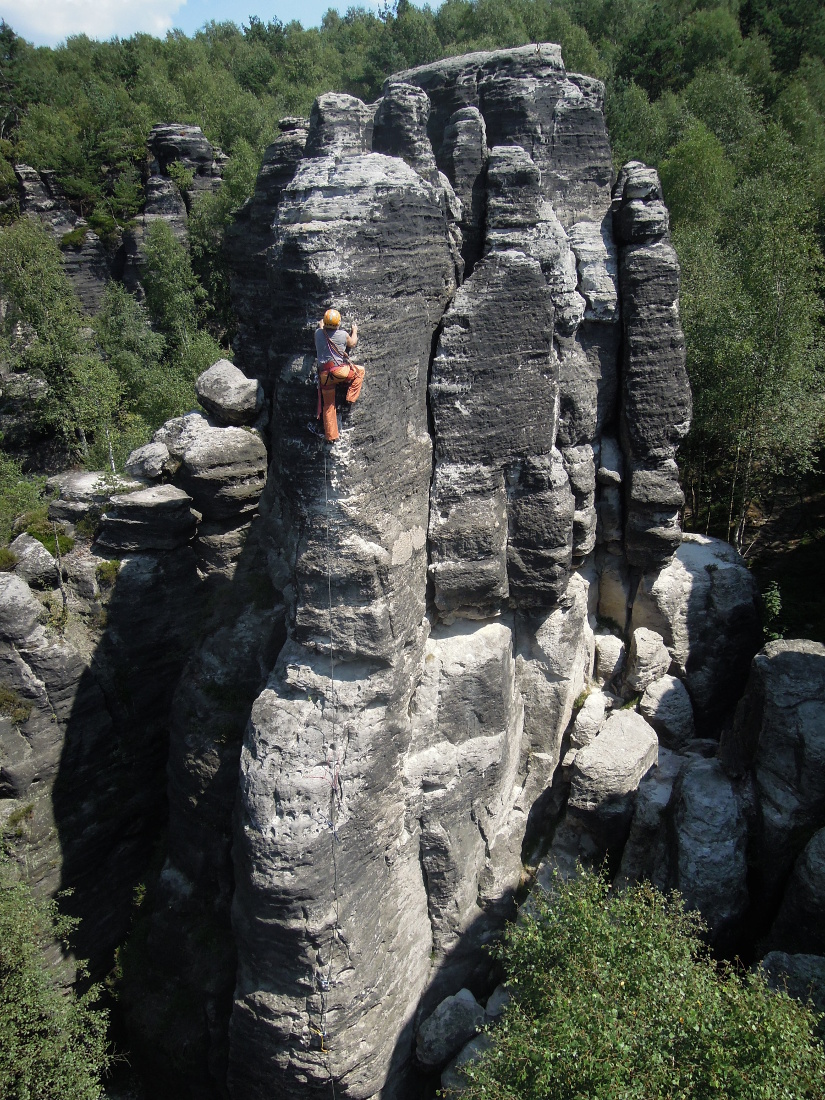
xmin=451 ymin=868 xmax=825 ymax=1099
xmin=0 ymin=854 xmax=110 ymax=1099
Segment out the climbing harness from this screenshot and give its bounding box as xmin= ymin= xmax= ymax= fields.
xmin=315 ymin=332 xmax=353 ymax=423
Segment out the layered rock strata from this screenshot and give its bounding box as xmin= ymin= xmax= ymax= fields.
xmin=11 ymin=42 xmax=801 ymax=1100
xmin=128 ymin=45 xmax=699 ymax=1099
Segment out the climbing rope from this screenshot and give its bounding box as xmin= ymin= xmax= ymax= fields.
xmin=313 ymin=449 xmax=342 ymax=1099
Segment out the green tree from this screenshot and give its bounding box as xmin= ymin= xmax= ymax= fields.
xmin=454 ymin=869 xmax=825 ymax=1100
xmin=90 ymin=281 xmax=198 ymax=467
xmin=660 ymin=120 xmax=735 ymax=226
xmin=140 ymin=220 xmax=225 ymax=419
xmin=141 ymin=219 xmax=206 ymax=349
xmin=188 ymin=137 xmax=260 ymax=338
xmin=677 ymin=138 xmax=825 ymax=547
xmin=0 ymin=853 xmax=111 ymax=1099
xmin=0 ymin=219 xmax=120 ymax=456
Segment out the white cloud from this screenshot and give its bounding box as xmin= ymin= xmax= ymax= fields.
xmin=1 ymin=0 xmax=188 ymax=46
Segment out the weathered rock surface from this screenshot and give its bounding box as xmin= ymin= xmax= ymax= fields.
xmin=10 ymin=532 xmax=58 ymax=589
xmin=769 ymin=827 xmax=825 ymax=956
xmin=672 ymin=756 xmax=749 ymax=938
xmin=721 ymin=639 xmax=825 ymax=910
xmin=612 ymin=162 xmax=690 ymax=568
xmin=416 ymin=988 xmax=485 ymax=1068
xmin=147 ymin=123 xmax=225 ymax=195
xmin=639 ymin=673 xmax=694 ymax=747
xmin=154 ymin=413 xmax=267 ymax=521
xmin=14 ymin=164 xmax=117 ymax=312
xmin=632 ymin=534 xmax=761 ymax=721
xmin=615 ymin=747 xmax=684 ymax=891
xmin=624 ymin=626 xmax=671 ymax=694
xmin=227 ymin=93 xmax=457 ymax=1100
xmin=569 ymin=710 xmax=658 ymax=815
xmin=47 ymin=470 xmax=142 ymax=526
xmin=196 ymin=359 xmax=263 ymax=426
xmin=124 ymin=441 xmax=176 ymax=481
xmin=594 ymin=632 xmax=625 ymax=687
xmin=9 ymin=44 xmax=713 ymax=1100
xmin=761 ymin=952 xmax=825 ymax=1020
xmin=96 ymin=485 xmax=198 ymax=553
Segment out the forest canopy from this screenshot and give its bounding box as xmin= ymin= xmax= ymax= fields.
xmin=0 ymin=0 xmax=822 ymax=558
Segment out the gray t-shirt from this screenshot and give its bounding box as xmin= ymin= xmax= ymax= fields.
xmin=315 ymin=327 xmax=347 ymax=365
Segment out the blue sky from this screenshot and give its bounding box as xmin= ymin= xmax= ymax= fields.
xmin=0 ymin=0 xmax=375 ymax=48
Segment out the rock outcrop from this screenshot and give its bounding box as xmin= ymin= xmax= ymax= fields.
xmin=14 ymin=122 xmax=225 ymax=316
xmin=10 ymin=41 xmax=810 ymax=1100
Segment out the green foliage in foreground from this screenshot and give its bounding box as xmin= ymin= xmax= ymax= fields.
xmin=0 ymin=854 xmax=110 ymax=1099
xmin=454 ymin=870 xmax=825 ymax=1100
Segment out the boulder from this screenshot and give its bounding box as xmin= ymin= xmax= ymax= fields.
xmin=416 ymin=988 xmax=485 ymax=1068
xmin=96 ymin=485 xmax=198 ymax=552
xmin=0 ymin=573 xmax=42 ymax=643
xmin=631 ymin=534 xmax=761 ymax=720
xmin=761 ymin=952 xmax=825 ymax=1019
xmin=125 ymin=441 xmax=177 ymax=481
xmin=596 ymin=436 xmax=623 ymax=485
xmin=441 ymin=1033 xmax=493 ymax=1094
xmin=570 ymin=690 xmax=607 ymax=751
xmin=10 ymin=532 xmax=58 ymax=589
xmin=195 ymin=360 xmax=263 ymax=426
xmin=768 ymin=827 xmax=825 ymax=956
xmin=567 ymin=708 xmax=660 ymax=822
xmin=639 ymin=673 xmax=694 ymax=748
xmin=47 ymin=470 xmax=142 ymax=526
xmin=594 ymin=633 xmax=625 ymax=688
xmin=155 ymin=414 xmax=267 ymax=521
xmin=624 ymin=627 xmax=671 ymax=694
xmin=720 ymin=639 xmax=825 ymax=907
xmin=484 ymin=984 xmax=510 ymax=1019
xmin=673 ymin=757 xmax=748 ymax=938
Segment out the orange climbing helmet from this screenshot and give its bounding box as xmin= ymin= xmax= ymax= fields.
xmin=323 ymin=308 xmax=341 ymax=329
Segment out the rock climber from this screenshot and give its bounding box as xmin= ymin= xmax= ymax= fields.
xmin=311 ymin=308 xmax=365 ymax=442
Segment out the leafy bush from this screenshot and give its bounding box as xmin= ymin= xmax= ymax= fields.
xmin=24 ymin=515 xmax=74 ymax=557
xmin=95 ymin=559 xmax=120 ymax=592
xmin=0 ymin=219 xmax=122 ymax=455
xmin=454 ymin=869 xmax=825 ymax=1100
xmin=0 ymin=452 xmax=46 ymax=546
xmin=59 ymin=226 xmax=88 ymax=250
xmin=0 ymin=853 xmax=111 ymax=1099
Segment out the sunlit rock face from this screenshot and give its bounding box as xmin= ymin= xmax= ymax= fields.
xmin=212 ymin=44 xmax=682 ymax=1100
xmin=3 ymin=44 xmax=715 ymax=1100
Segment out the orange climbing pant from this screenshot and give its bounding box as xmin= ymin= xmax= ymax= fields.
xmin=318 ymin=362 xmax=365 ymax=441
